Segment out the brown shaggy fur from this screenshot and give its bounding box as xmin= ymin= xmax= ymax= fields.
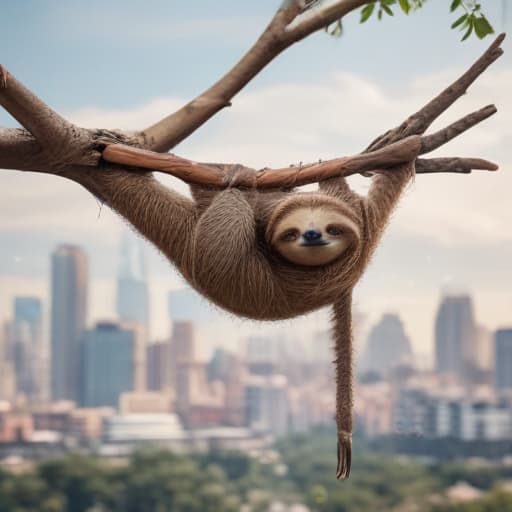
xmin=67 ymin=161 xmax=415 ymax=479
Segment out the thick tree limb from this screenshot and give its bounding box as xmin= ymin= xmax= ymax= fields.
xmin=140 ymin=0 xmax=367 ymax=152
xmin=366 ymin=33 xmax=505 ymax=152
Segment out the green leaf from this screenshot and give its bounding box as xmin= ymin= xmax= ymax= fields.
xmin=451 ymin=13 xmax=468 ymax=29
xmin=380 ymin=0 xmax=396 ymax=5
xmin=398 ymin=0 xmax=410 ymax=14
xmin=450 ymin=0 xmax=462 ymax=12
xmin=473 ymin=15 xmax=494 ymax=39
xmin=381 ymin=3 xmax=394 ymax=16
xmin=377 ymin=7 xmax=383 ymax=19
xmin=461 ymin=17 xmax=474 ymax=41
xmin=360 ymin=2 xmax=376 ymax=23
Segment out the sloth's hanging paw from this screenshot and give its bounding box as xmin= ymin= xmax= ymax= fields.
xmin=336 ymin=431 xmax=352 ymax=480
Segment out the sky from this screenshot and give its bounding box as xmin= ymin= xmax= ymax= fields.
xmin=0 ymin=1 xmax=510 ymax=362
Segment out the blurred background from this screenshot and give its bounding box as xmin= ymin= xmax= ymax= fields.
xmin=0 ymin=1 xmax=511 ymax=511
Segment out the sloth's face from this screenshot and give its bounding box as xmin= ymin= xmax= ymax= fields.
xmin=270 ymin=206 xmax=357 ymax=266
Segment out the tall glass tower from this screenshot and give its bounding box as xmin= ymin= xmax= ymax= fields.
xmin=116 ymin=231 xmax=149 ymax=328
xmin=434 ymin=294 xmax=476 ymax=381
xmin=12 ymin=297 xmax=47 ymax=402
xmin=50 ymin=245 xmax=88 ymax=402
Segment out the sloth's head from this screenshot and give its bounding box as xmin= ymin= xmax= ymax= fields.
xmin=266 ymin=194 xmax=361 ymax=267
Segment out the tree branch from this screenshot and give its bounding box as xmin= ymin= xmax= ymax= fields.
xmin=102 ymin=34 xmax=502 ymax=189
xmin=416 ymin=157 xmax=498 ymax=174
xmin=140 ymin=0 xmax=368 ymax=152
xmin=0 ymin=66 xmax=78 ymax=150
xmin=420 ymin=104 xmax=497 ymax=154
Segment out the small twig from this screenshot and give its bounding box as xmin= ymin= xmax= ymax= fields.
xmin=416 ymin=157 xmax=498 ymax=174
xmin=420 ymin=105 xmax=497 ymax=154
xmin=285 ymin=0 xmax=368 ymax=41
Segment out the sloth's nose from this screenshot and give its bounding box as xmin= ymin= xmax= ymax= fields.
xmin=303 ymin=229 xmax=322 ymax=241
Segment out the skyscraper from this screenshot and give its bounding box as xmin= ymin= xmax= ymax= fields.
xmin=495 ymin=329 xmax=512 ymax=391
xmin=81 ymin=321 xmax=135 ymax=407
xmin=361 ymin=314 xmax=414 ymax=374
xmin=246 ymin=374 xmax=289 ymax=436
xmin=11 ymin=297 xmax=47 ymax=402
xmin=14 ymin=297 xmax=43 ymax=341
xmin=146 ymin=322 xmax=195 ymax=393
xmin=146 ymin=341 xmax=171 ymax=391
xmin=171 ymin=321 xmax=196 ymax=410
xmin=171 ymin=321 xmax=195 ymax=364
xmin=434 ymin=294 xmax=477 ymax=381
xmin=116 ymin=232 xmax=149 ymax=327
xmin=50 ymin=245 xmax=88 ymax=402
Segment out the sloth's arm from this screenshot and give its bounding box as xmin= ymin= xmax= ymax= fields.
xmin=66 ymin=168 xmax=197 ymax=272
xmin=318 ymin=176 xmax=361 ymax=205
xmin=363 ymin=162 xmax=415 ymax=245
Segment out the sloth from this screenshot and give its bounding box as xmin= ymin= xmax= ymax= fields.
xmin=67 ymin=159 xmax=415 ymax=479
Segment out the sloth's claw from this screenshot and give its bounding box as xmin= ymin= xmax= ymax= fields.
xmin=336 ymin=431 xmax=352 ymax=480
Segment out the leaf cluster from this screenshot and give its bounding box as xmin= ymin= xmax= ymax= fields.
xmin=358 ymin=0 xmax=494 ymax=40
xmin=450 ymin=0 xmax=494 ymax=41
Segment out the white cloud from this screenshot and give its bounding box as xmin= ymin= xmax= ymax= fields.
xmin=68 ymin=97 xmax=185 ymax=131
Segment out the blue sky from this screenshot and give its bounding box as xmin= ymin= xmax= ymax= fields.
xmin=0 ymin=1 xmax=510 ymax=359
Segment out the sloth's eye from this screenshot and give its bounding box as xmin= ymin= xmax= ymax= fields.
xmin=326 ymin=225 xmax=343 ymax=236
xmin=281 ymin=229 xmax=299 ymax=242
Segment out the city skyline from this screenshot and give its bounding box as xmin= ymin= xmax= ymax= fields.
xmin=1 ymin=243 xmax=512 ymax=460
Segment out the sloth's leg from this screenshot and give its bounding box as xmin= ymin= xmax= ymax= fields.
xmin=67 ymin=167 xmax=198 ymax=274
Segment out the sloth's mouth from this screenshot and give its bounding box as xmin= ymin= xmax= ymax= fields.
xmin=300 ymin=239 xmax=330 ymax=247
